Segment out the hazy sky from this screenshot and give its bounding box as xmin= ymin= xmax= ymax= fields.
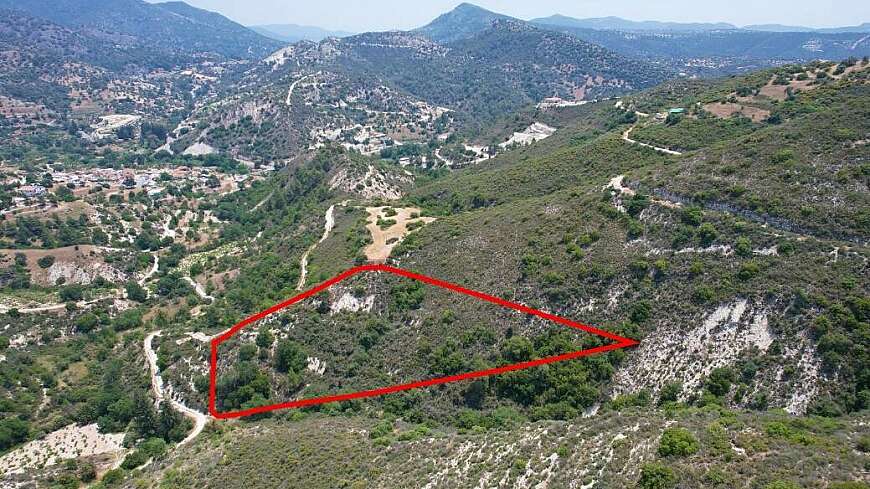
xmin=152 ymin=0 xmax=870 ymax=32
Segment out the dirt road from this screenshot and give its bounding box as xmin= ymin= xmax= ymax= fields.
xmin=622 ymin=126 xmax=682 ymax=155
xmin=144 ymin=331 xmax=209 ymax=447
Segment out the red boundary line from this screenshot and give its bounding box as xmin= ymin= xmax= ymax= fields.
xmin=209 ymin=264 xmax=639 ymax=419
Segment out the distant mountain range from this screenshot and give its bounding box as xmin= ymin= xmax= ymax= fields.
xmin=0 ymin=0 xmax=281 ymax=58
xmin=531 ymin=14 xmax=737 ymax=32
xmin=411 ymin=4 xmax=869 ymax=76
xmin=533 ymin=15 xmax=870 ymax=33
xmin=250 ymin=24 xmax=354 ymax=43
xmin=744 ymin=23 xmax=870 ymax=33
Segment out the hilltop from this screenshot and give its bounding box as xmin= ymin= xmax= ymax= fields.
xmin=413 ymin=2 xmax=515 ymax=43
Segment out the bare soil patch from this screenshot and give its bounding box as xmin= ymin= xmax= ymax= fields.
xmin=702 ymin=102 xmax=771 ymax=123
xmin=0 ymin=245 xmax=129 ymax=286
xmin=363 ymin=207 xmax=434 ymax=262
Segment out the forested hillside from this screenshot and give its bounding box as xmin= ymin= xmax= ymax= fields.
xmin=0 ymin=2 xmax=868 ymax=488
xmin=84 ymin=61 xmax=866 ymax=488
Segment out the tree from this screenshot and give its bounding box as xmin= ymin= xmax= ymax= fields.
xmin=125 ymin=281 xmax=148 ymax=302
xmin=658 ymin=427 xmax=699 ymax=457
xmin=75 ymin=313 xmax=100 ymax=333
xmin=626 ymin=194 xmax=650 ymax=217
xmin=255 ymin=328 xmax=274 ymax=349
xmin=59 ymin=285 xmax=84 ymax=302
xmin=239 ymin=344 xmax=257 ymax=361
xmin=113 ymin=309 xmax=143 ymax=331
xmin=658 ymin=382 xmax=682 ymax=405
xmin=638 ymin=463 xmax=677 ymax=489
xmin=501 ymin=336 xmax=534 ymax=362
xmin=705 ymin=367 xmax=736 ymax=397
xmin=78 ymin=462 xmax=97 ymax=482
xmin=37 ymin=255 xmax=55 ymax=269
xmin=0 ymin=417 xmax=29 ymax=450
xmin=734 ymin=237 xmax=752 ymax=257
xmin=274 ymin=339 xmax=307 ymax=373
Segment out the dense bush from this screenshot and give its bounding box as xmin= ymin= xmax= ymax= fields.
xmin=638 ymin=463 xmax=677 ymax=489
xmin=658 ymin=427 xmax=699 ymax=457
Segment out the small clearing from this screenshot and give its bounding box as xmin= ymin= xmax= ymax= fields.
xmin=0 ymin=245 xmax=128 ymax=287
xmin=364 ymin=207 xmax=435 ymax=263
xmin=184 ymin=276 xmax=215 ymax=301
xmin=182 ymin=142 xmax=216 ymax=156
xmin=329 ymin=164 xmax=407 ymax=200
xmin=498 ymin=122 xmax=556 ymax=148
xmin=285 ymin=72 xmax=318 ymax=107
xmin=702 ymin=102 xmax=771 ymax=122
xmin=0 ymin=423 xmax=126 ymax=476
xmin=89 ymin=114 xmax=140 ymax=139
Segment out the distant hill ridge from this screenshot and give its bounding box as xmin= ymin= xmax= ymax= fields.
xmin=531 ymin=13 xmax=870 ymax=33
xmin=531 ymin=14 xmax=737 ymax=32
xmin=0 ymin=0 xmax=281 ymax=58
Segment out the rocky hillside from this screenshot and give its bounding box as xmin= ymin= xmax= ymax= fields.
xmin=177 ymin=21 xmax=670 ymax=163
xmin=129 ymin=62 xmax=868 ymax=483
xmin=0 ymin=0 xmax=281 ymax=59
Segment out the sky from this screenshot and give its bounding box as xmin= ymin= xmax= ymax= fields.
xmin=150 ymin=0 xmax=870 ymax=32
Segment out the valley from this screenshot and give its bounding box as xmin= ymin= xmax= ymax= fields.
xmin=0 ymin=1 xmax=867 ymax=489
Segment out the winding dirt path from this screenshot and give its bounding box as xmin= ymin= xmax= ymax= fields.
xmin=622 ymin=126 xmax=682 ymax=155
xmin=285 ymin=72 xmax=319 ymax=107
xmin=0 ymin=252 xmax=158 ymax=314
xmin=0 ymin=291 xmax=124 ymax=315
xmin=251 ymin=191 xmax=274 ymax=212
xmin=144 ymin=331 xmax=209 ymax=447
xmin=296 ymin=204 xmax=337 ymax=290
xmin=139 ymin=254 xmax=159 ymax=286
xmin=184 ymin=276 xmax=215 ymax=302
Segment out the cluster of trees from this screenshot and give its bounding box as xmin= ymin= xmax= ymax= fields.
xmin=809 ymin=296 xmax=869 ymax=415
xmin=0 ymin=215 xmax=93 ymax=248
xmin=0 ymin=254 xmax=30 ymax=289
xmin=419 ymin=328 xmax=624 ymax=421
xmin=215 ymin=361 xmax=271 ymax=411
xmin=69 ymin=358 xmax=185 ymax=437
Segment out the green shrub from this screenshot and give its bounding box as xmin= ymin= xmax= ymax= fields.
xmin=638 ymin=463 xmax=677 ymax=488
xmin=764 ymin=481 xmax=800 ymax=489
xmin=101 ymin=468 xmax=124 ymax=485
xmin=828 ymin=483 xmax=870 ymax=489
xmin=274 ymin=339 xmax=307 ymax=373
xmin=120 ymin=449 xmax=149 ymax=470
xmin=0 ymin=417 xmax=29 ymax=450
xmin=658 ymin=427 xmax=699 ymax=457
xmin=705 ymin=367 xmax=736 ymax=397
xmin=697 ymin=223 xmax=718 ymax=246
xmin=658 ymin=382 xmax=682 ymax=405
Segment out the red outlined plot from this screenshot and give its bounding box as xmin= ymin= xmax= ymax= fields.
xmin=209 ymin=264 xmax=639 ymax=419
